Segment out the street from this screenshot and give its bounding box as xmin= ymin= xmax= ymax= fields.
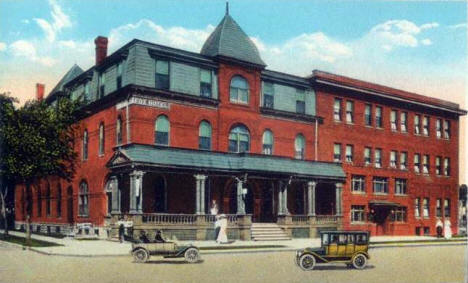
xmin=0 ymin=244 xmax=466 ymax=283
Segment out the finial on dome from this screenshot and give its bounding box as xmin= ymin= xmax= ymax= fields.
xmin=226 ymin=1 xmax=229 ymax=15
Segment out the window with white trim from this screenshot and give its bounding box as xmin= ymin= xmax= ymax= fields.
xmin=200 ymin=69 xmax=212 ymax=98
xmin=436 ymin=199 xmax=442 ymax=217
xmin=346 ymin=100 xmax=354 ymax=123
xmin=351 ymin=175 xmax=365 ymax=193
xmin=444 ymin=157 xmax=450 ymax=176
xmin=390 ymin=110 xmax=397 ymax=131
xmin=423 ymin=198 xmax=429 ymax=218
xmin=422 ymin=155 xmax=429 ymax=174
xmin=345 ymin=145 xmax=353 ymax=162
xmin=443 ymin=120 xmax=450 ymax=139
xmin=422 ymin=116 xmax=429 ymax=136
xmin=400 ymin=152 xmax=408 ymax=170
xmin=414 ymin=198 xmax=420 ymax=218
xmin=436 ymin=119 xmax=442 ymax=138
xmin=373 ymin=177 xmax=388 ymax=194
xmin=295 ymin=134 xmax=305 ymax=160
xmin=395 ymin=178 xmax=407 ymax=195
xmin=435 ymin=156 xmax=441 ymax=175
xmin=262 ymin=130 xmax=273 ymax=155
xmin=78 ymin=181 xmax=89 ymax=217
xmin=400 ymin=112 xmax=407 ymax=132
xmin=263 ymin=82 xmax=274 ymax=108
xmin=444 ymin=199 xmax=450 ymax=217
xmin=414 ymin=114 xmax=421 ymax=135
xmin=390 ymin=150 xmax=397 ymax=168
xmin=155 ymin=60 xmax=169 ymax=90
xmin=391 ymin=207 xmax=407 ymax=222
xmin=364 ymin=147 xmax=372 ymax=166
xmin=364 ymin=104 xmax=372 ymax=126
xmin=375 ymin=148 xmax=382 ymax=168
xmin=333 ymin=143 xmax=341 ymax=162
xmin=199 ymin=121 xmax=212 ymax=150
xmin=230 ymin=76 xmax=249 ymax=104
xmin=375 ymin=106 xmax=383 ymax=128
xmin=155 ymin=115 xmax=170 ymax=146
xmin=414 ymin=154 xmax=421 ymax=173
xmin=229 ymin=125 xmax=250 ymax=153
xmin=351 ymin=205 xmax=366 ymax=222
xmin=334 ymin=98 xmax=342 ymax=121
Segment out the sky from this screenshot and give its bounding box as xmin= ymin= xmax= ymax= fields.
xmin=0 ymin=0 xmax=466 ymax=182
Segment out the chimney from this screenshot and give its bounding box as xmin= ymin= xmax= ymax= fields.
xmin=36 ymin=83 xmax=45 ymax=101
xmin=94 ymin=36 xmax=108 ymax=65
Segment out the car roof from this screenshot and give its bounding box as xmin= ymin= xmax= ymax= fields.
xmin=320 ymin=231 xmax=369 ymax=235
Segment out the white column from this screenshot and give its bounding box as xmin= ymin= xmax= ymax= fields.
xmin=129 ymin=170 xmax=144 ymax=214
xmin=110 ymin=176 xmax=120 ymax=214
xmin=278 ymin=181 xmax=284 ymax=215
xmin=283 ymin=183 xmax=289 ymax=215
xmin=236 ymin=179 xmax=245 ymax=215
xmin=335 ymin=182 xmax=343 ymax=216
xmin=194 ymin=174 xmax=207 ymax=214
xmin=308 ymin=181 xmax=316 ymax=216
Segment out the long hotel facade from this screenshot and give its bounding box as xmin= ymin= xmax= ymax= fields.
xmin=14 ymin=10 xmax=466 ymax=240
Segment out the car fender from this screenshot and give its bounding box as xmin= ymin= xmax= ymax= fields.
xmin=175 ymin=245 xmax=198 ymax=257
xmin=132 ymin=246 xmax=148 ymax=254
xmin=352 ymin=251 xmax=370 ymax=260
xmin=300 ymin=251 xmax=328 ymax=263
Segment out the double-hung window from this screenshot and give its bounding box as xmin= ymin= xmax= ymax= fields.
xmin=364 ymin=147 xmax=372 ymax=166
xmin=351 ymin=175 xmax=365 ymax=193
xmin=414 ymin=198 xmax=421 ymax=218
xmin=155 ymin=115 xmax=170 ymax=146
xmin=79 ymin=182 xmax=89 ymax=217
xmin=435 ymin=156 xmax=441 ymax=175
xmin=390 ymin=150 xmax=397 ymax=168
xmin=373 ymin=177 xmax=388 ymax=194
xmin=364 ymin=104 xmax=372 ymax=126
xmin=375 ymin=148 xmax=382 ymax=168
xmin=295 ymin=135 xmax=305 ymax=160
xmin=155 ymin=60 xmax=170 ymax=90
xmin=390 ymin=110 xmax=398 ymax=131
xmin=351 ymin=205 xmax=365 ymax=222
xmin=444 ymin=199 xmax=450 ymax=217
xmin=436 ymin=199 xmax=442 ymax=217
xmin=229 ymin=125 xmax=250 ymax=153
xmin=262 ymin=130 xmax=273 ymax=155
xmin=375 ymin=106 xmax=383 ymax=128
xmin=98 ymin=123 xmax=105 ymax=156
xmin=230 ymin=76 xmax=249 ymax=104
xmin=346 ymin=101 xmax=354 ymax=123
xmin=422 ymin=155 xmax=429 ymax=174
xmin=414 ymin=114 xmax=421 ymax=135
xmin=444 ymin=158 xmax=450 ymax=176
xmin=296 ymin=89 xmax=306 ymax=114
xmin=199 ymin=121 xmax=212 ymax=150
xmin=117 ymin=63 xmax=123 ymax=89
xmin=392 ymin=207 xmax=407 ymax=222
xmin=400 ymin=112 xmax=407 ymax=132
xmin=422 ymin=116 xmax=429 ymax=136
xmin=423 ymin=198 xmax=429 ymax=218
xmin=99 ymin=72 xmax=105 ymax=98
xmin=414 ymin=154 xmax=421 ymax=173
xmin=395 ymin=179 xmax=407 ymax=195
xmin=333 ymin=143 xmax=342 ymax=162
xmin=334 ymin=98 xmax=342 ymax=121
xmin=436 ymin=119 xmax=442 ymax=138
xmin=200 ymin=69 xmax=212 ymax=97
xmin=263 ymin=82 xmax=274 ymax=108
xmin=345 ymin=145 xmax=353 ymax=162
xmin=443 ymin=120 xmax=450 ymax=139
xmin=400 ymin=152 xmax=408 ymax=170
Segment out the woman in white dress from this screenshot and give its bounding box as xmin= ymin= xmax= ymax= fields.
xmin=216 ymin=214 xmax=228 ymax=244
xmin=444 ymin=218 xmax=452 ymax=239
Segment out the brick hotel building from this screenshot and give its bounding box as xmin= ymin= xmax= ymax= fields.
xmin=14 ymin=8 xmax=466 ymax=240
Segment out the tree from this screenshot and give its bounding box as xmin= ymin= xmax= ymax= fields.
xmin=0 ymin=92 xmax=82 ymax=239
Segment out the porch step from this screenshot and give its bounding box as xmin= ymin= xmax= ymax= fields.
xmin=251 ymin=223 xmax=291 ymax=241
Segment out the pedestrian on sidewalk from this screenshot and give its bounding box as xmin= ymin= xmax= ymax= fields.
xmin=118 ymin=223 xmax=125 ymax=243
xmin=216 ymin=214 xmax=228 ymax=244
xmin=444 ymin=218 xmax=452 ymax=239
xmin=436 ymin=218 xmax=443 ymax=238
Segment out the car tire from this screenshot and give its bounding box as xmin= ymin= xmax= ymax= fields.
xmin=352 ymin=254 xmax=367 ymax=269
xmin=133 ymin=248 xmax=149 ymax=263
xmin=184 ymin=247 xmax=200 ymax=263
xmin=299 ymin=254 xmax=316 ymax=271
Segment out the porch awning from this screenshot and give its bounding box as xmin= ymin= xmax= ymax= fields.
xmin=107 ymin=144 xmax=345 ymax=180
xmin=369 ymin=200 xmax=401 ymax=207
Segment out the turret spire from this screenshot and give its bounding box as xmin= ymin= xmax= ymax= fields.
xmin=226 ymin=1 xmax=229 ymax=15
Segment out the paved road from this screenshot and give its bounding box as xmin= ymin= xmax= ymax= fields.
xmin=0 ymin=244 xmax=466 ymax=283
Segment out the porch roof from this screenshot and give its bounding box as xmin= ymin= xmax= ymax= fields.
xmin=108 ymin=144 xmax=345 ymax=180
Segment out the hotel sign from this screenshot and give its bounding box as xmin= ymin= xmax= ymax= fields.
xmin=116 ymin=96 xmax=170 ymax=110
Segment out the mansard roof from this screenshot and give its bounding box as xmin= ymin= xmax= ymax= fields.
xmin=201 ymin=12 xmax=265 ymax=67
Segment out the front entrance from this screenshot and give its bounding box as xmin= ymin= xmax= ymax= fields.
xmin=372 ymin=206 xmax=391 ymax=235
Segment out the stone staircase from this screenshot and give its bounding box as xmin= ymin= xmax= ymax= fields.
xmin=251 ymin=223 xmax=291 ymax=241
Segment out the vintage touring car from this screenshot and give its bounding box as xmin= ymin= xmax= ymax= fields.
xmin=295 ymin=231 xmax=370 ymax=271
xmin=131 ymin=241 xmax=200 ymax=263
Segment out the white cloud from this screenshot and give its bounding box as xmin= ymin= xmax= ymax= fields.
xmin=420 ymin=22 xmax=439 ymax=30
xmin=449 ymin=23 xmax=467 ymax=29
xmin=21 ymin=19 xmax=30 ymax=24
xmin=9 ymin=40 xmax=56 ymax=67
xmin=0 ymin=42 xmax=6 ymax=52
xmin=34 ymin=0 xmax=71 ymax=42
xmin=421 ymin=39 xmax=432 ymax=46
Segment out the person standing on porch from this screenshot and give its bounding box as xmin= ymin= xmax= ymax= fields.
xmin=216 ymin=214 xmax=228 ymax=244
xmin=444 ymin=218 xmax=452 ymax=239
xmin=210 ymin=200 xmax=218 ymax=215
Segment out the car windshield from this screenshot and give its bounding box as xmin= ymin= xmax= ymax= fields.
xmin=356 ymin=234 xmax=368 ymax=244
xmin=321 ymin=233 xmax=329 ymax=246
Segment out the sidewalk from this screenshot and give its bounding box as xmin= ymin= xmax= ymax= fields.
xmin=1 ymin=230 xmax=466 ymax=257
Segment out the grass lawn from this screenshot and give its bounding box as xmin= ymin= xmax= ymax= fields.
xmin=0 ymin=234 xmax=63 ymax=247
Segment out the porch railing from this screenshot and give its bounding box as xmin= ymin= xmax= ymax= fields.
xmin=142 ymin=213 xmax=197 ymax=225
xmin=315 ymin=215 xmax=341 ymax=224
xmin=292 ymin=215 xmax=309 ymax=224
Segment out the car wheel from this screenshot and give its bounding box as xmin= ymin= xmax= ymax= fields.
xmin=299 ymin=254 xmax=316 ymax=271
xmin=133 ymin=248 xmax=149 ymax=263
xmin=352 ymin=254 xmax=367 ymax=269
xmin=184 ymin=248 xmax=200 ymax=263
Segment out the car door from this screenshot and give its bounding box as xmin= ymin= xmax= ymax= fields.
xmin=345 ymin=234 xmax=355 ymax=257
xmin=337 ymin=234 xmax=347 ymax=256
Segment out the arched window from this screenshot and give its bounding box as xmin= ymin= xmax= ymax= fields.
xmin=230 ymin=76 xmax=249 ymax=103
xmin=229 ymin=125 xmax=250 ymax=153
xmin=99 ymin=123 xmax=105 ymax=156
xmin=262 ymin=130 xmax=274 ymax=155
xmin=199 ymin=121 xmax=212 ymax=150
xmin=116 ymin=116 xmax=122 ymax=145
xmin=155 ymin=115 xmax=170 ymax=145
xmin=78 ymin=181 xmax=89 ymax=217
xmin=295 ymin=134 xmax=305 ymax=160
xmin=46 ymin=184 xmax=51 ymax=216
xmin=56 ymin=184 xmax=62 ymax=218
xmin=83 ymin=129 xmax=88 ymax=160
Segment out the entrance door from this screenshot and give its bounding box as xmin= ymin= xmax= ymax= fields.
xmin=67 ymin=186 xmax=73 ymax=223
xmin=260 ymin=185 xmax=275 ymax=222
xmin=373 ymin=207 xmax=391 ymax=235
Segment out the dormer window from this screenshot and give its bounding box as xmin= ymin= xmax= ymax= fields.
xmin=84 ymin=82 xmax=90 ymax=102
xmin=99 ymin=72 xmax=105 ymax=98
xmin=155 ymin=60 xmax=169 ymax=90
xmin=230 ymin=76 xmax=249 ymax=104
xmin=296 ymin=89 xmax=305 ymax=114
xmin=200 ymin=69 xmax=212 ymax=98
xmin=263 ymin=82 xmax=274 ymax=108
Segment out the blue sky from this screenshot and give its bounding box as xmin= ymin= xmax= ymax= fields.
xmin=0 ymin=0 xmax=467 ymax=181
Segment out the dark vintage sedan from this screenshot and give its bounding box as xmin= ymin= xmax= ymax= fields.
xmin=131 ymin=241 xmax=200 ymax=263
xmin=295 ymin=231 xmax=370 ymax=271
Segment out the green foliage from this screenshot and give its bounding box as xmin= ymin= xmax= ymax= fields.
xmin=0 ymin=93 xmax=82 ymax=184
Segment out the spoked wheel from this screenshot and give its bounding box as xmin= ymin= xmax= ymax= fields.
xmin=184 ymin=248 xmax=200 ymax=263
xmin=133 ymin=248 xmax=149 ymax=263
xmin=352 ymin=254 xmax=367 ymax=269
xmin=299 ymin=254 xmax=316 ymax=271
